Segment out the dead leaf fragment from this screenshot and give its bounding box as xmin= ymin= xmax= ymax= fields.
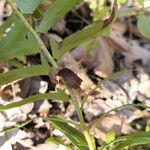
xmin=93 ymin=38 xmax=115 ymax=78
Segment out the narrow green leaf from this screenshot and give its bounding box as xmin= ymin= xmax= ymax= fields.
xmin=0 ymin=40 xmax=39 ymax=62
xmin=0 ymin=14 xmax=18 ymax=36
xmin=0 ymin=19 xmax=27 ymax=47
xmin=119 ymin=131 xmax=150 ymax=139
xmin=45 ymin=137 xmax=72 ymax=149
xmin=112 ymin=132 xmax=150 ymax=150
xmin=0 ymin=65 xmax=50 ymax=86
xmin=8 ymin=59 xmax=25 ymax=68
xmin=90 ymin=103 xmax=150 ymax=131
xmin=0 ymin=119 xmax=32 ymax=133
xmin=137 ymin=14 xmax=150 ymax=39
xmin=46 ymin=116 xmax=88 ymax=150
xmin=115 ymin=138 xmax=149 ymax=149
xmin=41 ymin=55 xmax=49 ymax=66
xmin=104 ymin=130 xmax=116 ymax=144
xmin=118 ymin=7 xmax=135 ymax=18
xmin=0 ymin=39 xmax=39 ymax=61
xmin=15 ymin=0 xmax=42 ymax=14
xmin=145 ymin=120 xmax=150 ymax=132
xmin=51 ymin=22 xmax=108 ymax=59
xmin=37 ymin=0 xmax=83 ymax=33
xmin=50 ymin=0 xmax=117 ymax=59
xmin=92 ymin=7 xmax=109 ymax=21
xmin=0 ymin=89 xmax=69 ymax=111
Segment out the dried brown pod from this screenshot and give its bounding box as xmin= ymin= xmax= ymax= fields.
xmin=57 ymin=68 xmax=82 ymax=89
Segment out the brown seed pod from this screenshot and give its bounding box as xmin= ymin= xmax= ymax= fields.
xmin=57 ymin=68 xmax=82 ymax=89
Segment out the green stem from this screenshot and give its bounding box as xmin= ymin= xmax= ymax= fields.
xmin=83 ymin=130 xmax=96 ymax=150
xmin=90 ymin=103 xmax=150 ymax=132
xmin=67 ymin=86 xmax=95 ymax=150
xmin=68 ymin=87 xmax=85 ymax=127
xmin=81 ymin=69 xmax=130 ymax=109
xmin=7 ymin=0 xmax=57 ymax=68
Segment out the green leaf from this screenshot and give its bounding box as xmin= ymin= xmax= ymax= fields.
xmin=92 ymin=7 xmax=109 ymax=21
xmin=112 ymin=132 xmax=150 ymax=150
xmin=51 ymin=22 xmax=108 ymax=59
xmin=41 ymin=55 xmax=49 ymax=66
xmin=0 ymin=39 xmax=39 ymax=62
xmin=45 ymin=137 xmax=72 ymax=149
xmin=50 ymin=1 xmax=117 ymax=59
xmin=145 ymin=120 xmax=150 ymax=132
xmin=0 ymin=17 xmax=39 ymax=61
xmin=117 ymin=0 xmax=126 ymax=4
xmin=118 ymin=7 xmax=135 ymax=18
xmin=0 ymin=14 xmax=18 ymax=37
xmin=137 ymin=0 xmax=144 ymax=6
xmin=8 ymin=59 xmax=25 ymax=68
xmin=16 ymin=0 xmax=42 ymax=14
xmin=137 ymin=14 xmax=150 ymax=39
xmin=0 ymin=65 xmax=50 ymax=86
xmin=0 ymin=119 xmax=32 ymax=133
xmin=37 ymin=0 xmax=83 ymax=33
xmin=104 ymin=130 xmax=116 ymax=144
xmin=46 ymin=116 xmax=88 ymax=150
xmin=0 ymin=89 xmax=69 ymax=111
xmin=0 ymin=19 xmax=27 ymax=47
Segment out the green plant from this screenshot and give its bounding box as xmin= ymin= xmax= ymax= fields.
xmin=0 ymin=0 xmax=150 ymax=150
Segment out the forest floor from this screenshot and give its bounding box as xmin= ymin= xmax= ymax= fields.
xmin=0 ymin=0 xmax=150 ymax=150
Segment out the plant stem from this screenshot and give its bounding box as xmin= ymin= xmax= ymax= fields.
xmin=68 ymin=87 xmax=85 ymax=127
xmin=83 ymin=130 xmax=96 ymax=150
xmin=7 ymin=0 xmax=58 ymax=68
xmin=90 ymin=103 xmax=150 ymax=132
xmin=81 ymin=69 xmax=130 ymax=109
xmin=67 ymin=86 xmax=95 ymax=150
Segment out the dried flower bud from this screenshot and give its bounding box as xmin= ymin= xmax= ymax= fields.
xmin=57 ymin=68 xmax=82 ymax=89
xmin=49 ymin=68 xmax=82 ymax=89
